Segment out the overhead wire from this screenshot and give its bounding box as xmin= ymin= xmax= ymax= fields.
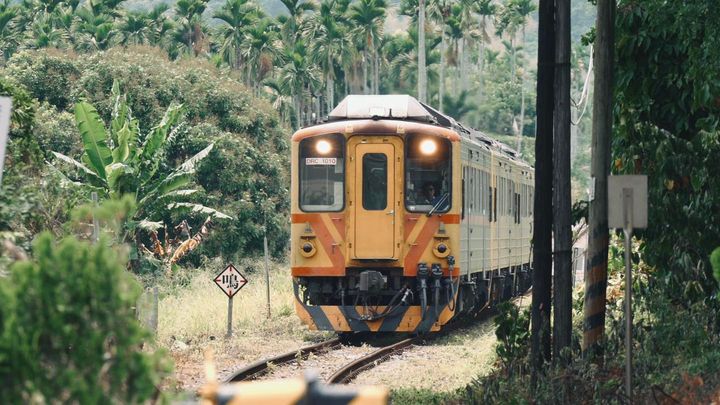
xmin=571 ymin=45 xmax=594 ymax=126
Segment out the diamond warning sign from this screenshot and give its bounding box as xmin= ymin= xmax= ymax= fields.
xmin=214 ymin=264 xmax=248 ymax=298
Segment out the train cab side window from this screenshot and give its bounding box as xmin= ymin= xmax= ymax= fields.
xmin=405 ymin=135 xmax=452 ymax=213
xmin=299 ymin=134 xmax=345 ymax=212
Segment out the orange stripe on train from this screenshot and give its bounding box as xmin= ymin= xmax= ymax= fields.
xmin=291 ymin=213 xmax=345 ymax=272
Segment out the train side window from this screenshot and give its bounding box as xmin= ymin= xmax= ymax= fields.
xmin=493 ymin=186 xmax=498 ymax=222
xmin=488 ymin=185 xmax=493 ymax=221
xmin=299 ymin=134 xmax=345 ymax=212
xmin=362 ymin=153 xmax=387 ymax=210
xmin=512 ymin=182 xmax=516 ymax=217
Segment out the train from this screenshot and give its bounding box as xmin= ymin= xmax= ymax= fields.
xmin=290 ymin=95 xmax=534 ymax=334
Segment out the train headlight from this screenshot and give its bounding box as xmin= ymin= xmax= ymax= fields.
xmin=419 ymin=139 xmax=437 ymax=155
xmin=433 ymin=242 xmax=450 ymax=258
xmin=300 ymin=241 xmax=317 ymax=258
xmin=316 ymin=140 xmax=332 ymax=154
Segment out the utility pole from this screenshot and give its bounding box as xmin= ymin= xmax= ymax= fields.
xmin=417 ymin=0 xmax=427 ymax=103
xmin=531 ymin=0 xmax=555 ymax=375
xmin=582 ymin=0 xmax=616 ymax=359
xmin=553 ymin=0 xmax=572 ymax=362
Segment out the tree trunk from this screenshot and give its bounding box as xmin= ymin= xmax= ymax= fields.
xmin=295 ymin=94 xmax=301 ymax=129
xmin=517 ymin=81 xmax=525 ymax=154
xmin=582 ymin=0 xmax=616 ymax=360
xmin=327 ymin=53 xmax=335 ymax=115
xmin=374 ymin=46 xmax=380 ymax=94
xmin=363 ymin=50 xmax=369 ymax=94
xmin=417 ymin=0 xmax=427 ymax=102
xmin=531 ymin=0 xmax=554 ymax=378
xmin=517 ymin=26 xmax=527 ymax=154
xmin=477 ymin=17 xmax=486 ymax=107
xmin=553 ymin=0 xmax=572 ymax=365
xmin=440 ymin=29 xmax=446 ymax=111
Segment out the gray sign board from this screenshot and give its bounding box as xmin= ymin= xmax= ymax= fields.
xmin=608 ymin=175 xmax=648 ymax=230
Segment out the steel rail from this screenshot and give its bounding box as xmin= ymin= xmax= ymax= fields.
xmin=327 ymin=337 xmax=417 ymax=384
xmin=226 ymin=338 xmax=341 ymax=382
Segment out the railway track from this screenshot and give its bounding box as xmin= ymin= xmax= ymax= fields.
xmin=226 ymin=293 xmax=530 ymax=386
xmin=226 ymin=338 xmax=341 ymax=382
xmin=327 ymin=337 xmax=417 ymax=384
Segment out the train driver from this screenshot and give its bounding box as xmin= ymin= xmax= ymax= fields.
xmin=420 ymin=181 xmax=447 ymax=209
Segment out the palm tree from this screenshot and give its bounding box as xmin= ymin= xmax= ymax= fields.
xmin=278 ymin=40 xmax=321 ymax=128
xmin=172 ymin=0 xmax=209 ymax=57
xmin=145 ymin=4 xmax=172 ymax=46
xmin=242 ymin=17 xmax=280 ymax=92
xmin=476 ymin=0 xmax=496 ymax=100
xmin=72 ymin=3 xmax=118 ymax=51
xmin=417 ymin=0 xmax=427 ymax=102
xmin=213 ymin=0 xmax=257 ymax=71
xmin=427 ymin=0 xmax=450 ymax=109
xmin=306 ymin=0 xmax=354 ymax=114
xmin=349 ymin=0 xmax=386 ymax=95
xmin=0 ymin=1 xmax=20 ymax=61
xmin=118 ymin=11 xmax=152 ymax=46
xmin=279 ymin=0 xmax=316 ymax=45
xmin=496 ymin=0 xmax=535 ymax=153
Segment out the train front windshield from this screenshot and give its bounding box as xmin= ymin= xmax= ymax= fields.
xmin=299 ymin=134 xmax=345 ymax=212
xmin=405 ymin=135 xmax=451 ymax=213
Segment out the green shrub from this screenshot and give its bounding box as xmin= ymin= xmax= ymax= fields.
xmin=493 ymin=302 xmax=530 ymax=377
xmin=0 ymin=233 xmax=171 ymax=403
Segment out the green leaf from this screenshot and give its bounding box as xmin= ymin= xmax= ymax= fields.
xmin=106 ymin=163 xmax=135 ymax=197
xmin=166 ymin=202 xmax=233 ymax=219
xmin=75 ymin=102 xmax=112 ymax=180
xmin=711 ymin=248 xmax=720 ymax=288
xmin=112 ymin=122 xmax=137 ymax=163
xmin=51 ymin=151 xmax=106 ymax=186
xmin=140 ymin=103 xmax=184 ymax=162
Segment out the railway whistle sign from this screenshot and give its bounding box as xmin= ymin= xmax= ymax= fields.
xmin=214 ymin=264 xmax=248 ymax=298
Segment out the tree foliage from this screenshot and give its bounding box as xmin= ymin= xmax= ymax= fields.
xmin=614 ymin=0 xmax=720 ymax=302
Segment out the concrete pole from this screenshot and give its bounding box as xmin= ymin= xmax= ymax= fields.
xmin=264 ymin=228 xmax=271 ymax=319
xmin=91 ymin=192 xmax=100 ymax=243
xmin=582 ymin=0 xmax=616 ymax=359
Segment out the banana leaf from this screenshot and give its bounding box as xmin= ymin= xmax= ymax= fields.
xmin=112 ymin=122 xmax=137 ymax=163
xmin=51 ymin=151 xmax=107 ymax=187
xmin=138 ymin=143 xmax=214 ymax=208
xmin=140 ymin=103 xmax=184 ymax=163
xmin=166 ymin=202 xmax=232 ymax=219
xmin=75 ymin=102 xmax=112 ymax=180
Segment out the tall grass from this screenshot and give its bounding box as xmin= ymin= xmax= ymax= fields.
xmin=155 ymin=259 xmax=319 ymax=344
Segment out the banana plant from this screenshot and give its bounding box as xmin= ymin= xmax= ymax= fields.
xmin=51 ymin=81 xmax=230 ymax=241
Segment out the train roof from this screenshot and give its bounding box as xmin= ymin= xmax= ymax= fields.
xmin=324 ymin=95 xmax=531 ymax=168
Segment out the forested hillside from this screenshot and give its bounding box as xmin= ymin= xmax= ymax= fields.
xmin=1 ymin=48 xmax=290 ymax=269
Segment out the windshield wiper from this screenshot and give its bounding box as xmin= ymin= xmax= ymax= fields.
xmin=427 ymin=193 xmax=449 ymax=217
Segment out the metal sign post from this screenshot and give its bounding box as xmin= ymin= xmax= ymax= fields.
xmin=213 ymin=264 xmax=248 ymax=338
xmin=0 ymin=97 xmax=12 ymax=186
xmin=608 ymin=175 xmax=647 ymax=402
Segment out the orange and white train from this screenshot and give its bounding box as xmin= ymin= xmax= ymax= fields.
xmin=290 ymin=95 xmax=534 ymax=334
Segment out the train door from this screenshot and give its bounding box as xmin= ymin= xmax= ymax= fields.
xmin=351 ymin=139 xmax=398 ymax=259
